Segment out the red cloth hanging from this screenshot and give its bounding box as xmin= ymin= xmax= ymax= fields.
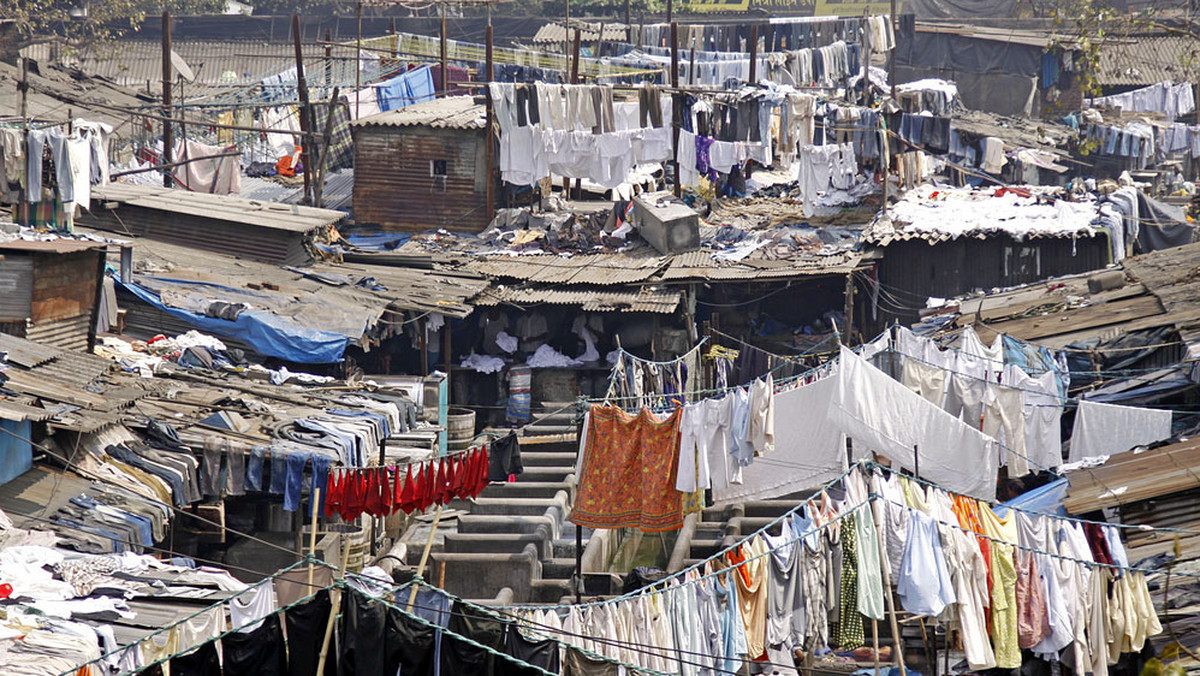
xmin=470 ymin=449 xmax=484 ymax=497
xmin=379 ymin=467 xmax=393 ymax=516
xmin=433 ymin=460 xmax=447 ymax=507
xmin=420 ymin=462 xmax=436 ymax=511
xmin=325 ymin=468 xmax=341 ymax=518
xmin=364 ymin=468 xmax=381 ymax=518
xmin=448 ymin=454 xmax=462 ymax=500
xmin=400 ymin=465 xmax=417 ymax=514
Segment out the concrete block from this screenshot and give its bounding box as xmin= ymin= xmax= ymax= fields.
xmin=631 ymin=191 xmax=699 ymax=255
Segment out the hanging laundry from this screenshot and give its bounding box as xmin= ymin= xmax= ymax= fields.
xmin=573 ymin=405 xmax=684 ymax=532
xmin=1068 ymin=399 xmax=1172 ymax=462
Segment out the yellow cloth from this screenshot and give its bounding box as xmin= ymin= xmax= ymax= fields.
xmin=977 ymin=501 xmax=1020 ymax=669
xmin=141 ymin=626 xmax=179 ymax=673
xmin=217 ymin=112 xmax=235 ymax=145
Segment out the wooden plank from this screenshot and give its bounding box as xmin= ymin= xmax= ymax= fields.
xmin=976 ymin=294 xmax=1165 ymax=341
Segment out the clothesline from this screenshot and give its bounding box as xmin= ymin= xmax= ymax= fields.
xmin=61 ymin=557 xmax=326 ymax=676
xmin=612 ymin=335 xmax=709 ymax=367
xmin=882 ymin=461 xmax=1200 ymax=538
xmin=401 ymin=576 xmax=808 ymax=676
xmin=507 ymin=458 xmax=1200 ymax=616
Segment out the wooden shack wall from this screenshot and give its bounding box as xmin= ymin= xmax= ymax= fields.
xmin=353 ymin=125 xmax=490 ymax=233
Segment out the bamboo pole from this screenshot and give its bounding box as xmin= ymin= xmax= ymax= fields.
xmin=315 ymin=534 xmax=350 ymax=675
xmin=407 ymin=504 xmax=444 ymax=611
xmin=308 ymin=487 xmax=322 ymax=588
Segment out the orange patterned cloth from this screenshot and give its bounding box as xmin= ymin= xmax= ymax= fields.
xmin=571 ymin=404 xmax=684 ymax=532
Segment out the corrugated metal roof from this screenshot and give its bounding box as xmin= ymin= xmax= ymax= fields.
xmin=240 ymin=170 xmax=353 ymax=211
xmin=0 ymin=399 xmax=57 ymax=422
xmin=660 ymin=250 xmax=862 ymax=281
xmin=532 ymin=21 xmax=629 ymax=44
xmin=462 ymin=250 xmax=669 ymax=286
xmin=91 ymin=184 xmax=346 ymax=232
xmin=0 ymin=240 xmax=108 ymax=254
xmin=351 ymin=96 xmax=486 ymax=130
xmin=476 ymin=284 xmax=681 ymax=313
xmin=21 ymin=40 xmax=362 ymax=91
xmin=1097 ymin=35 xmax=1200 ymax=87
xmin=0 ymin=333 xmax=64 ymax=368
xmin=914 ymin=23 xmax=1078 ymax=49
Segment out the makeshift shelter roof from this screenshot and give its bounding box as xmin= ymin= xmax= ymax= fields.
xmin=351 ymin=95 xmax=486 ymax=130
xmin=865 ymin=185 xmax=1102 ymax=245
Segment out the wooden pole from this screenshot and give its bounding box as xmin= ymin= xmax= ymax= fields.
xmin=871 ymin=491 xmax=908 ymax=676
xmin=689 ymin=35 xmax=696 ymax=86
xmin=419 ymin=317 xmax=429 ymax=376
xmin=873 ymin=618 xmax=882 ymax=676
xmin=325 ymin=28 xmax=333 ymax=90
xmin=624 ymin=0 xmax=631 ymax=42
xmin=670 ymin=22 xmax=681 ymax=198
xmin=667 ymin=0 xmax=673 ymax=25
xmin=18 ymin=56 xmax=28 ymax=228
xmin=749 ymin=24 xmax=758 ymax=84
xmin=888 ymin=0 xmax=897 ymax=90
xmin=440 ymin=5 xmax=449 ymax=95
xmin=355 ymin=0 xmax=363 ymax=117
xmin=844 ymin=271 xmax=855 ymax=345
xmin=595 ymin=22 xmax=605 ymax=61
xmin=571 ymin=28 xmax=582 ymax=83
xmin=308 ymin=487 xmax=322 ymax=588
xmin=314 ymin=86 xmax=339 ymax=208
xmin=407 ymin=504 xmax=444 ymax=610
xmin=292 ymin=14 xmax=314 ymax=204
xmin=161 ymin=11 xmax=173 ymax=188
xmin=315 ymin=535 xmax=350 ymax=676
xmin=485 ymin=25 xmax=495 ymax=219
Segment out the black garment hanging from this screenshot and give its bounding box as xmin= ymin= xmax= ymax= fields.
xmin=441 ymin=601 xmax=507 ymax=675
xmin=170 ymin=642 xmax=222 ymax=676
xmin=223 ymin=614 xmax=288 ymax=676
xmin=285 ymin=589 xmax=335 ymax=676
xmin=563 ymin=647 xmax=621 ymax=676
xmin=338 ymin=589 xmax=387 ymax=676
xmin=385 ymin=607 xmax=437 ymax=676
xmin=488 ymin=433 xmax=524 ymax=482
xmin=496 ymin=625 xmax=561 ymax=676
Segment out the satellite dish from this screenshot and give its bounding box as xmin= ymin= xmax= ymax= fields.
xmin=170 ymin=50 xmax=196 ymax=82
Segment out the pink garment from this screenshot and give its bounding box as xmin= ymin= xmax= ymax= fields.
xmin=1016 ymin=550 xmax=1051 ymax=649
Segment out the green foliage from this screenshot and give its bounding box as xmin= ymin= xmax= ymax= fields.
xmin=3 ymin=0 xmax=226 ymax=47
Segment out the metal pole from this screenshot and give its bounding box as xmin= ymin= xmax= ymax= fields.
xmin=485 ymin=24 xmax=495 ymax=219
xmin=161 ymin=11 xmax=173 ymax=188
xmin=913 ymin=444 xmax=919 ymax=480
xmin=293 ymin=14 xmax=314 ymax=204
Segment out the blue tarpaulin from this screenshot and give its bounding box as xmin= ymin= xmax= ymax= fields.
xmin=995 ymin=477 xmax=1069 ymax=518
xmin=117 ymin=277 xmax=350 ymax=364
xmin=376 ymin=66 xmax=436 ymax=112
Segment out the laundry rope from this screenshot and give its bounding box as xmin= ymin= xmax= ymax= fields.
xmin=60 ymin=556 xmax=334 ymax=676
xmin=869 ymin=461 xmax=1200 ymax=538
